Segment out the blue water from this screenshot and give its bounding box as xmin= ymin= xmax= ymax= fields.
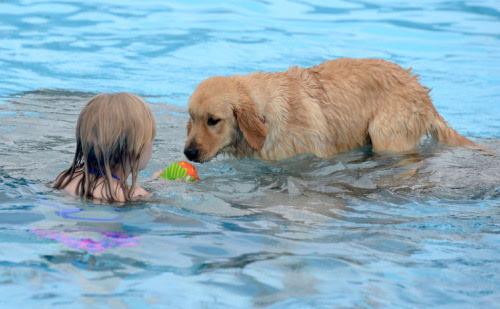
xmin=1 ymin=1 xmax=500 ymax=308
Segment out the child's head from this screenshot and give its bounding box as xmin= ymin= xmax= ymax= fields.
xmin=54 ymin=92 xmax=156 ymax=203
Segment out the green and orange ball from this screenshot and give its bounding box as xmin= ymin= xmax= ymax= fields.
xmin=159 ymin=161 xmax=199 ymax=182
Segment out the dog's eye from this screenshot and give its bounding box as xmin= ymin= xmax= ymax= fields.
xmin=207 ymin=117 xmax=221 ymax=126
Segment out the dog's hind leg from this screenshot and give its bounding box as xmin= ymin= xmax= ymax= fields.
xmin=367 ymin=108 xmax=428 ymax=153
xmin=368 ymin=105 xmax=496 ymax=156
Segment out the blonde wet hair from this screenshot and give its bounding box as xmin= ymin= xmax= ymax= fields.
xmin=54 ymin=92 xmax=156 ymax=203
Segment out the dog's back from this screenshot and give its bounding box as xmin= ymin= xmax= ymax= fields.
xmin=290 ymin=58 xmax=490 ymax=154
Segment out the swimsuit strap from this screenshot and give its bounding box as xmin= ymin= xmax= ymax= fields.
xmin=88 ymin=168 xmax=121 ymax=181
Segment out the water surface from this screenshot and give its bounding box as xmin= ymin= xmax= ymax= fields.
xmin=0 ymin=1 xmax=499 ymax=308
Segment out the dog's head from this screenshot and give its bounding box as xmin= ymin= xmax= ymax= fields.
xmin=184 ymin=76 xmax=268 ymax=163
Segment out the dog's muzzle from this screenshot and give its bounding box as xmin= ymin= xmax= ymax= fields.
xmin=184 ymin=146 xmax=200 ymax=162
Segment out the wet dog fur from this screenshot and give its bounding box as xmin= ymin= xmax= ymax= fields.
xmin=184 ymin=58 xmax=490 ymax=162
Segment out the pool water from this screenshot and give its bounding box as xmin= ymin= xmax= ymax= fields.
xmin=1 ymin=1 xmax=499 ymax=308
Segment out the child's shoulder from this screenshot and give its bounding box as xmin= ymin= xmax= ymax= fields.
xmin=132 ymin=186 xmax=149 ymax=199
xmin=54 ymin=171 xmax=149 ymax=202
xmin=55 ymin=171 xmax=83 ymax=193
xmin=104 ymin=183 xmax=149 ymax=202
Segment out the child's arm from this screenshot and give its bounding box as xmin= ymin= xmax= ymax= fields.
xmin=151 ymin=169 xmax=164 ymax=179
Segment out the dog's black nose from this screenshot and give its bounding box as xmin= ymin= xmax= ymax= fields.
xmin=184 ymin=147 xmax=199 ymax=162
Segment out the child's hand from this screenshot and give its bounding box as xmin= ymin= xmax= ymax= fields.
xmin=152 ymin=169 xmax=164 ymax=179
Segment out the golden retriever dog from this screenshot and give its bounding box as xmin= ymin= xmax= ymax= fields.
xmin=184 ymin=58 xmax=490 ymax=162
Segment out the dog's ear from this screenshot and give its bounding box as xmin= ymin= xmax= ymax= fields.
xmin=234 ymin=96 xmax=268 ymax=151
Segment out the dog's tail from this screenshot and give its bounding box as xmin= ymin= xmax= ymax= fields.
xmin=431 ymin=115 xmax=496 ymax=156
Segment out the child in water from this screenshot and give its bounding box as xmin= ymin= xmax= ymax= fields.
xmin=53 ymin=92 xmax=158 ymax=203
